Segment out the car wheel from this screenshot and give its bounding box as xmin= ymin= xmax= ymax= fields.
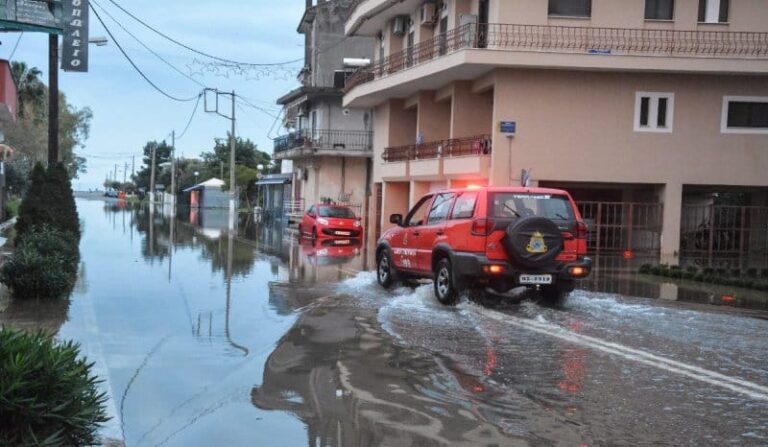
xmin=434 ymin=258 xmax=459 ymax=306
xmin=377 ymin=250 xmax=398 ymax=289
xmin=539 ymin=284 xmax=569 ymax=307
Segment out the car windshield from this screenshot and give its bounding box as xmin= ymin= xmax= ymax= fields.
xmin=319 ymin=206 xmax=356 ymax=219
xmin=491 ymin=193 xmax=575 ymax=222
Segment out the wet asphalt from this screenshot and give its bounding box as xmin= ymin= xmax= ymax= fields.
xmin=2 ymin=198 xmax=768 ymax=446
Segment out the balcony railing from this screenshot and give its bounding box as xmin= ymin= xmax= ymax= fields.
xmin=346 ymin=23 xmax=768 ymax=92
xmin=274 ymin=129 xmax=373 ymax=155
xmin=383 ymin=135 xmax=492 ymax=163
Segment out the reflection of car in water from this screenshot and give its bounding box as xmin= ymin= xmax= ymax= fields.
xmin=298 ymin=204 xmax=363 ymax=242
xmin=300 ymin=239 xmax=361 ymax=266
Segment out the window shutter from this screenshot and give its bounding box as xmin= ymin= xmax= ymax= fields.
xmin=719 ymin=0 xmax=729 ymax=22
xmin=697 ymin=0 xmax=706 ymax=22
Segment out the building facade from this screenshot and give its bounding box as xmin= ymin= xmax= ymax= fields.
xmin=343 ymin=0 xmax=768 ymax=267
xmin=275 ymin=0 xmax=376 ymax=219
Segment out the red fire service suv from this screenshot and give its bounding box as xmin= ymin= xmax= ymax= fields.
xmin=376 ymin=186 xmax=592 ymax=305
xmin=299 ymin=204 xmax=362 ymax=242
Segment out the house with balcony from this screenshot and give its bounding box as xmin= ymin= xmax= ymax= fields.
xmin=274 ymin=0 xmax=375 ymax=218
xmin=344 ymin=0 xmax=768 ymax=268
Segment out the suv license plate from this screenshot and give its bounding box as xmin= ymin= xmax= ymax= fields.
xmin=335 ymin=231 xmax=351 ymax=236
xmin=519 ymin=274 xmax=553 ymax=285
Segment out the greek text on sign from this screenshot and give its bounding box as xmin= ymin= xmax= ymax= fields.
xmin=62 ymin=0 xmax=89 ymax=72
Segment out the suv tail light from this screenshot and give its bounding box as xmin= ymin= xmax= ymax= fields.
xmin=471 ymin=218 xmax=495 ymax=236
xmin=575 ymin=221 xmax=588 ymax=239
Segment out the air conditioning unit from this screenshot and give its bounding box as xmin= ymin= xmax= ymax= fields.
xmin=420 ymin=3 xmax=436 ymax=26
xmin=392 ymin=16 xmax=408 ymax=36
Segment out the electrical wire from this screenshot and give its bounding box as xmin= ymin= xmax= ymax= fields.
xmin=90 ymin=3 xmax=201 ymax=102
xmin=105 ymin=0 xmax=303 ymax=67
xmin=175 ymin=93 xmax=203 ymax=140
xmin=235 ymin=94 xmax=281 ymax=120
xmin=91 ymin=0 xmax=206 ymax=89
xmin=8 ymin=32 xmax=23 ymax=61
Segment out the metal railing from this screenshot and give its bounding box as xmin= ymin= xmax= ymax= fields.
xmin=345 ymin=22 xmax=768 ymax=92
xmin=680 ymin=204 xmax=768 ymax=268
xmin=382 ymin=135 xmax=492 ymax=163
xmin=273 ymin=129 xmax=373 ymax=154
xmin=577 ymin=202 xmax=664 ymax=255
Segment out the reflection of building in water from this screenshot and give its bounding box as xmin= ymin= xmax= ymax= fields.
xmin=251 ymin=296 xmax=511 ymax=446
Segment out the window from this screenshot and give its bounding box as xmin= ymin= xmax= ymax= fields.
xmin=548 ymin=0 xmax=591 ymax=17
xmin=451 ymin=192 xmax=478 ymax=220
xmin=427 ymin=193 xmax=455 ymax=225
xmin=406 ymin=195 xmax=433 ymax=227
xmin=491 ymin=193 xmax=575 ymax=222
xmin=635 ymin=92 xmax=674 ymax=133
xmin=698 ymin=0 xmax=728 ymax=23
xmin=307 ymin=206 xmax=315 ymax=216
xmin=721 ymin=96 xmax=768 ymax=134
xmin=645 ymin=0 xmax=674 ymax=20
xmin=319 ymin=207 xmax=356 ymax=219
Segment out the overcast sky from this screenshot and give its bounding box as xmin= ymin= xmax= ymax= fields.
xmin=2 ymin=0 xmax=305 ymax=189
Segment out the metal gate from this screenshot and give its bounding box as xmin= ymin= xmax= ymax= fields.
xmin=577 ymin=202 xmax=663 ymax=256
xmin=681 ymin=205 xmax=768 ymax=269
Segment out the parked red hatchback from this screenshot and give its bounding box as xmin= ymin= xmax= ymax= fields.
xmin=376 ymin=186 xmax=592 ymax=305
xmin=299 ymin=204 xmax=362 ymax=242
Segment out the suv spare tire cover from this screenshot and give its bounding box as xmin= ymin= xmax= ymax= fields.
xmin=502 ymin=217 xmax=563 ymax=268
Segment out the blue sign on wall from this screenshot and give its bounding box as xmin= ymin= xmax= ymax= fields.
xmin=500 ymin=121 xmax=517 ymax=135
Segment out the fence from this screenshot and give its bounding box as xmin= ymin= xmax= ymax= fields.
xmin=345 ymin=22 xmax=768 ymax=92
xmin=577 ymin=202 xmax=663 ymax=256
xmin=382 ymin=135 xmax=492 ymax=162
xmin=680 ymin=205 xmax=768 ymax=269
xmin=274 ymin=129 xmax=373 ymax=154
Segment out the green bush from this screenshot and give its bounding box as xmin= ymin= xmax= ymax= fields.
xmin=730 ymin=269 xmax=742 ymax=278
xmin=0 ymin=227 xmax=79 ymax=300
xmin=686 ymin=266 xmax=699 ymax=275
xmin=703 ymin=267 xmax=715 ymax=276
xmin=0 ymin=328 xmax=109 ymax=446
xmin=746 ymin=268 xmax=758 ymax=278
xmin=15 ymin=163 xmax=80 ymax=242
xmin=761 ymin=269 xmax=768 ymax=279
xmin=639 ymin=264 xmax=652 ymax=274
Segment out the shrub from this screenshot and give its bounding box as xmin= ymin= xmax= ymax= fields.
xmin=693 ymin=273 xmax=705 ymax=282
xmin=686 ymin=266 xmax=699 ymax=275
xmin=15 ymin=163 xmax=80 ymax=242
xmin=0 ymin=227 xmax=79 ymax=300
xmin=730 ymin=269 xmax=742 ymax=278
xmin=715 ymin=268 xmax=727 ymax=277
xmin=761 ymin=269 xmax=768 ymax=279
xmin=639 ymin=264 xmax=652 ymax=274
xmin=746 ymin=268 xmax=758 ymax=278
xmin=0 ymin=328 xmax=109 ymax=446
xmin=703 ymin=267 xmax=715 ymax=276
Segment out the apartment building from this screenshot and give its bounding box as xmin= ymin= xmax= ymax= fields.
xmin=275 ymin=0 xmax=375 ymax=217
xmin=343 ymin=0 xmax=768 ymax=267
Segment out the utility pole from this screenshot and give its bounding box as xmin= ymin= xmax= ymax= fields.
xmin=123 ymin=162 xmax=128 ymax=185
xmin=113 ymin=164 xmax=118 ymax=184
xmin=149 ymin=144 xmax=157 ymax=205
xmin=171 ymin=131 xmax=176 ymax=208
xmin=230 ymin=90 xmax=236 ymax=219
xmin=131 ymin=156 xmax=135 ymax=179
xmin=48 ymin=34 xmax=59 ymax=166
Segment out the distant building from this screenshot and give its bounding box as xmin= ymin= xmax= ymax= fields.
xmin=275 ymin=0 xmax=376 ymax=218
xmin=183 ymin=178 xmax=232 ymax=209
xmin=0 ymin=59 xmax=17 ymax=222
xmin=344 ymin=0 xmax=768 ymax=267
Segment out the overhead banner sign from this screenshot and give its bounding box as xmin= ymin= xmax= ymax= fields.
xmin=61 ymin=0 xmax=88 ymax=72
xmin=0 ymin=0 xmax=62 ymax=33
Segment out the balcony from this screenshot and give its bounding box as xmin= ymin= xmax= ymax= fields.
xmin=273 ymin=129 xmax=373 ymax=160
xmin=381 ymin=135 xmax=491 ymax=181
xmin=345 ymin=23 xmax=768 ymax=105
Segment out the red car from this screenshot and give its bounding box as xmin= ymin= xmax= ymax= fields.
xmin=299 ymin=204 xmax=363 ymax=242
xmin=376 ymin=186 xmax=592 ymax=306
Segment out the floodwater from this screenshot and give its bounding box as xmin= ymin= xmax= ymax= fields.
xmin=2 ymin=198 xmax=768 ymax=446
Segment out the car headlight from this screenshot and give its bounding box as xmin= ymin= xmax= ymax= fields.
xmin=353 ymin=221 xmax=361 ymax=228
xmin=317 ymin=218 xmax=329 ymax=225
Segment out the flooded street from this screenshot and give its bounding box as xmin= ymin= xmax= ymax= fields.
xmin=3 ymin=198 xmax=768 ymax=446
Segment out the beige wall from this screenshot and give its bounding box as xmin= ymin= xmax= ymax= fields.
xmin=450 ymin=82 xmax=493 ymax=138
xmin=295 ymin=157 xmax=369 ymax=207
xmin=416 ymin=91 xmax=452 ymax=141
xmin=489 ymin=69 xmax=768 ymax=188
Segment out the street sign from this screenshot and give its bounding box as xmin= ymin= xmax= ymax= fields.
xmin=500 ymin=120 xmax=517 ymax=136
xmin=0 ymin=0 xmax=62 ymax=34
xmin=61 ymin=0 xmax=89 ymax=72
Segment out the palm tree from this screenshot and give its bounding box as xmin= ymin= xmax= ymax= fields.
xmin=10 ymin=61 xmax=46 ymax=119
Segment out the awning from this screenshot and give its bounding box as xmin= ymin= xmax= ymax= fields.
xmin=256 ymin=177 xmax=292 ymax=186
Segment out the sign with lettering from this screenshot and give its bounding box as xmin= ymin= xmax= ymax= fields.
xmin=500 ymin=120 xmax=517 ymax=136
xmin=61 ymin=0 xmax=88 ymax=72
xmin=0 ymin=0 xmax=62 ymax=33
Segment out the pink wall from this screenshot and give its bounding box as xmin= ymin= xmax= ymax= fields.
xmin=0 ymin=60 xmax=18 ymax=120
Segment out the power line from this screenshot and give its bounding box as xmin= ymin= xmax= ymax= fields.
xmin=8 ymin=32 xmax=23 ymax=61
xmin=91 ymin=0 xmax=206 ymax=89
xmin=175 ymin=93 xmax=203 ymax=140
xmin=236 ymin=94 xmax=281 ymax=120
xmin=105 ymin=0 xmax=303 ymax=67
xmin=90 ymin=3 xmax=201 ymax=102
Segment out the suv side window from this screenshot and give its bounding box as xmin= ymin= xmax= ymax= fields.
xmin=450 ymin=192 xmax=478 ymax=219
xmin=307 ymin=206 xmax=315 ymax=216
xmin=427 ymin=193 xmax=455 ymax=226
xmin=405 ymin=195 xmax=433 ymax=227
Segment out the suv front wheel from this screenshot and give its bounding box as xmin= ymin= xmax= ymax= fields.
xmin=377 ymin=250 xmax=398 ymax=289
xmin=434 ymin=258 xmax=459 ymax=306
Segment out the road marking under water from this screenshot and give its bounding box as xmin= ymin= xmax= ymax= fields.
xmin=476 ymin=308 xmax=768 ymax=401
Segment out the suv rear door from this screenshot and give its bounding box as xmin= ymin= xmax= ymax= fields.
xmin=444 ymin=190 xmax=482 ymax=253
